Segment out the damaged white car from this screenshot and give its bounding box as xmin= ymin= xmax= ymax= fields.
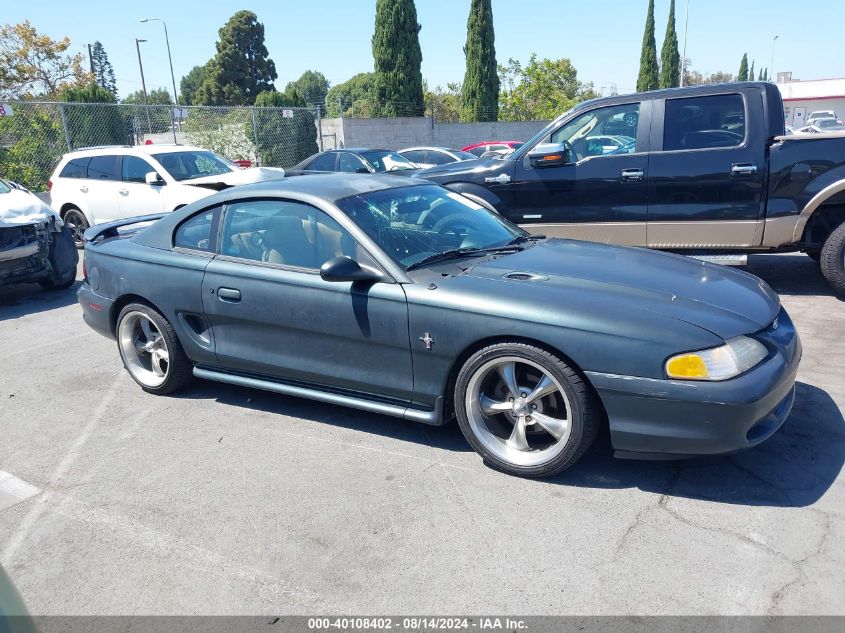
xmin=48 ymin=145 xmax=285 ymax=247
xmin=0 ymin=178 xmax=78 ymax=290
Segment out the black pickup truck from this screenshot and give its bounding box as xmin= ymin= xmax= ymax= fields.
xmin=418 ymin=82 xmax=845 ymax=294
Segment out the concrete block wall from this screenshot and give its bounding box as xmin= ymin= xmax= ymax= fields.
xmin=320 ymin=117 xmax=550 ymax=150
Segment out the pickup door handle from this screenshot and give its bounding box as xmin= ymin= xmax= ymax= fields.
xmin=217 ymin=287 xmax=241 ymax=303
xmin=118 ymin=189 xmax=129 ymax=195
xmin=621 ymin=168 xmax=644 ymax=182
xmin=731 ymin=163 xmax=758 ymax=176
xmin=79 ymin=186 xmax=88 ymax=193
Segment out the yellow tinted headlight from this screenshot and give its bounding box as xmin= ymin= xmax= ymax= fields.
xmin=666 ymin=336 xmax=768 ymax=381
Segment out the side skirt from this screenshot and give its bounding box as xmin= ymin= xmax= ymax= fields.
xmin=192 ymin=366 xmax=445 ymax=426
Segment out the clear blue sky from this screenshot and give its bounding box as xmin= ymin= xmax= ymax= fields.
xmin=8 ymin=0 xmax=841 ymax=100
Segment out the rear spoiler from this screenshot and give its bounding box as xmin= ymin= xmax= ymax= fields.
xmin=83 ymin=213 xmax=168 ymax=244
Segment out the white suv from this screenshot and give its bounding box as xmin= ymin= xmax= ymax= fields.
xmin=48 ymin=145 xmax=284 ymax=245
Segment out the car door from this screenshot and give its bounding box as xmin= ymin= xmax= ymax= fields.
xmin=83 ymin=154 xmax=124 ymax=223
xmin=118 ymin=154 xmax=167 ymax=217
xmin=647 ymin=91 xmax=767 ymax=248
xmin=201 ymin=197 xmax=414 ymax=402
xmin=511 ymin=100 xmax=650 ymax=246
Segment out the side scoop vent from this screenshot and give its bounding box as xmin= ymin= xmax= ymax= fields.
xmin=502 ymin=271 xmax=549 ymax=282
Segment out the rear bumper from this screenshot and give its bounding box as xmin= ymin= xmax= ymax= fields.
xmin=586 ymin=308 xmax=802 ymax=459
xmin=77 ymin=284 xmax=115 ymax=339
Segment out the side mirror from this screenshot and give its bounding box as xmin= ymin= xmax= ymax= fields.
xmin=528 ymin=142 xmax=573 ymax=168
xmin=145 ymin=171 xmax=165 ymax=186
xmin=320 ymin=256 xmax=385 ymax=283
xmin=355 ymin=167 xmax=370 ymax=174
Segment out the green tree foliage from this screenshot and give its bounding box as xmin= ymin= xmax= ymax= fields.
xmin=761 ymin=68 xmax=768 ymax=82
xmin=659 ymin=0 xmax=680 ymax=88
xmin=253 ymin=90 xmax=318 ymax=168
xmin=637 ymin=0 xmax=659 ymax=92
xmin=194 ymin=10 xmax=277 ymax=105
xmin=122 ymin=87 xmax=174 ymax=105
xmin=180 ymin=64 xmax=209 ymax=105
xmin=285 ymin=70 xmax=329 ymax=108
xmin=0 ymin=20 xmax=91 ymax=98
xmin=425 ymin=81 xmax=462 ymax=122
xmin=681 ymin=60 xmax=734 ymax=86
xmin=0 ymin=106 xmax=64 ymax=189
xmin=325 ymin=72 xmax=375 ymax=117
xmin=90 ymin=41 xmax=116 ymax=98
xmin=738 ymin=54 xmax=749 ymax=81
xmin=461 ymin=0 xmax=499 ymax=122
xmin=749 ymin=61 xmax=755 ymax=81
xmin=372 ymin=0 xmax=424 ymax=116
xmin=498 ymin=55 xmax=598 ymax=121
xmin=60 ymin=82 xmax=127 ymax=148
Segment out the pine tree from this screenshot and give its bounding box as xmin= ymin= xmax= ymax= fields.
xmin=749 ymin=61 xmax=755 ymax=81
xmin=637 ymin=0 xmax=659 ymax=92
xmin=372 ymin=0 xmax=424 ymax=116
xmin=90 ymin=41 xmax=117 ymax=98
xmin=738 ymin=54 xmax=749 ymax=82
xmin=461 ymin=0 xmax=499 ymax=122
xmin=762 ymin=68 xmax=768 ymax=82
xmin=659 ymin=0 xmax=680 ymax=88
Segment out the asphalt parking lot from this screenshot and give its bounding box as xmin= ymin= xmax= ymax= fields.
xmin=0 ymin=253 xmax=842 ymax=615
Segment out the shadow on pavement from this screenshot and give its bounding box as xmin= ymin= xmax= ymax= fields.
xmin=178 ymin=378 xmax=843 ymax=509
xmin=745 ymin=253 xmax=840 ymax=299
xmin=0 ymin=280 xmax=81 ymax=321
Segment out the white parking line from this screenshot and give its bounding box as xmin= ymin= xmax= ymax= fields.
xmin=4 ymin=332 xmax=95 ymax=360
xmin=0 ymin=472 xmax=41 ymax=513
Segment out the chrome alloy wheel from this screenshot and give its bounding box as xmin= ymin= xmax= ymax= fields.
xmin=465 ymin=356 xmax=573 ymax=467
xmin=118 ymin=311 xmax=171 ymax=388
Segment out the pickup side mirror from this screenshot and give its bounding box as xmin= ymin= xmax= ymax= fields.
xmin=145 ymin=171 xmax=165 ymax=186
xmin=528 ymin=142 xmax=573 ymax=168
xmin=355 ymin=167 xmax=370 ymax=174
xmin=320 ymin=256 xmax=386 ymax=283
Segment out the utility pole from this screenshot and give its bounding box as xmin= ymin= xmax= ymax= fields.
xmin=771 ymin=35 xmax=779 ymax=83
xmin=141 ymin=18 xmax=180 ymax=105
xmin=135 ymin=38 xmax=152 ymax=135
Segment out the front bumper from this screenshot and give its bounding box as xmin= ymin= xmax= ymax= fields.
xmin=586 ymin=308 xmax=802 ymax=459
xmin=77 ymin=283 xmax=116 ymax=339
xmin=0 ymin=223 xmax=50 ymax=285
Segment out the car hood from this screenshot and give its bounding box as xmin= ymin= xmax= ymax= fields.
xmin=415 ymin=156 xmax=503 ymax=179
xmin=185 ymin=166 xmax=286 ymax=190
xmin=464 ymin=239 xmax=779 ymax=340
xmin=0 ymin=188 xmax=60 ymax=228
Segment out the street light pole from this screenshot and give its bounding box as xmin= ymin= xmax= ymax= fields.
xmin=135 ymin=38 xmax=152 ymax=135
xmin=141 ymin=18 xmax=179 ymax=105
xmin=771 ymin=35 xmax=779 ymax=82
xmin=680 ymin=0 xmax=690 ymax=87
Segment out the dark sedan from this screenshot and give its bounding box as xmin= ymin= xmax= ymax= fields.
xmin=77 ymin=175 xmax=800 ymax=477
xmin=286 ymin=148 xmax=421 ymax=176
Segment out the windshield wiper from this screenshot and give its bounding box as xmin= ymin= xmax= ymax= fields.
xmin=406 ymin=245 xmax=521 ymax=271
xmin=506 ymin=234 xmax=546 ymax=246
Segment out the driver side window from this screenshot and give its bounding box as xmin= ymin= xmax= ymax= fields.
xmin=550 ymin=103 xmax=641 ymax=160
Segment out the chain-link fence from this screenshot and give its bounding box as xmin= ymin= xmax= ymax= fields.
xmin=0 ymin=101 xmax=321 ymax=191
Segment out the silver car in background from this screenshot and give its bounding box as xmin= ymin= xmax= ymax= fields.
xmin=397 ymin=147 xmax=479 ymax=169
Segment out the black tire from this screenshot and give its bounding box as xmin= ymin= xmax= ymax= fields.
xmin=62 ymin=207 xmax=89 ymax=249
xmin=820 ymin=223 xmax=845 ymax=296
xmin=116 ymin=303 xmax=193 ymax=395
xmin=454 ymin=342 xmax=598 ymax=477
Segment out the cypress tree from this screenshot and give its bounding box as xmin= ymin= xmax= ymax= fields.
xmin=637 ymin=0 xmax=659 ymax=92
xmin=659 ymin=0 xmax=680 ymax=88
xmin=749 ymin=61 xmax=755 ymax=81
xmin=738 ymin=54 xmax=749 ymax=82
xmin=372 ymin=0 xmax=424 ymax=116
xmin=91 ymin=41 xmax=117 ymax=98
xmin=461 ymin=0 xmax=499 ymax=122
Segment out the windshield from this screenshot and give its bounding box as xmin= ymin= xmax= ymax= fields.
xmin=817 ymin=119 xmax=842 ymax=128
xmin=154 ymin=150 xmax=235 ymax=181
xmin=336 ymin=184 xmax=526 ymax=269
xmin=0 ymin=180 xmax=10 ymax=194
xmin=360 ymin=150 xmax=417 ymax=172
xmin=454 ymin=150 xmax=480 ymax=161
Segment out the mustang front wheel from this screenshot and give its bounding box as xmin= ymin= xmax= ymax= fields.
xmin=116 ymin=303 xmax=192 ymax=394
xmin=455 ymin=343 xmax=598 ymax=477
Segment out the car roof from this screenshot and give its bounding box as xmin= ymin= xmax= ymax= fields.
xmin=399 ymin=146 xmax=458 ymax=152
xmin=60 ymin=144 xmax=209 ymax=159
xmin=218 ymin=173 xmax=423 ymax=203
xmin=333 ymin=148 xmax=393 ymax=153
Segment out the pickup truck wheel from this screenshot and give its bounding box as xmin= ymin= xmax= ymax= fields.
xmin=820 ymin=223 xmax=845 ymax=295
xmin=454 ymin=343 xmax=598 ymax=478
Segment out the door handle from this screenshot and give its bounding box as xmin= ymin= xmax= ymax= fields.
xmin=621 ymin=168 xmax=644 ymax=182
xmin=217 ymin=287 xmax=241 ymax=303
xmin=118 ymin=189 xmax=129 ymax=195
xmin=79 ymin=186 xmax=88 ymax=193
xmin=731 ymin=163 xmax=758 ymax=176
xmin=484 ymin=173 xmax=511 ymax=184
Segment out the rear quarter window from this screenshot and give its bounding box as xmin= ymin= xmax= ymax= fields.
xmin=663 ymin=94 xmax=746 ymax=151
xmin=174 ymin=209 xmax=218 ymax=252
xmin=59 ymin=157 xmax=91 ymax=179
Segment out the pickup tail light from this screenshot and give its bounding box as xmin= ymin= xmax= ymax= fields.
xmin=47 ymin=179 xmax=53 ymax=191
xmin=82 ymin=252 xmax=88 ymax=283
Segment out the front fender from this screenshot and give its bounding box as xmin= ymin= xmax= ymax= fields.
xmin=442 ymin=182 xmax=504 ymax=213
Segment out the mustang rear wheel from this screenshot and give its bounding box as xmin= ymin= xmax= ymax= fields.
xmin=454 ymin=343 xmax=598 ymax=477
xmin=116 ymin=303 xmax=192 ymax=395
